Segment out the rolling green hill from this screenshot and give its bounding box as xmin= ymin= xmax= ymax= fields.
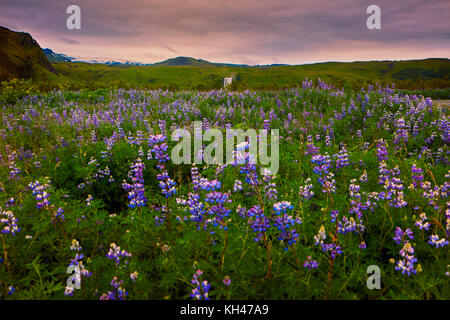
xmin=51 ymin=58 xmax=450 ymax=91
xmin=153 ymin=56 xmax=251 ymax=68
xmin=153 ymin=56 xmax=213 ymax=66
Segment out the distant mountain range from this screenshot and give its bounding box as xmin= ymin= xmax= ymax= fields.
xmin=104 ymin=60 xmax=149 ymax=66
xmin=42 ymin=48 xmax=145 ymax=65
xmin=152 ymin=56 xmax=287 ymax=68
xmin=42 ymin=48 xmax=74 ymax=63
xmin=42 ymin=49 xmax=285 ymax=67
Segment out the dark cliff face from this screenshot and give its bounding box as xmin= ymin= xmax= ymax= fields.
xmin=0 ymin=26 xmax=57 ymax=81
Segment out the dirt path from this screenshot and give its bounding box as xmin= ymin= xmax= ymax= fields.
xmin=434 ymin=100 xmax=450 ymax=107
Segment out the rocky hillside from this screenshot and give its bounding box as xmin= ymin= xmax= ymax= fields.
xmin=0 ymin=26 xmax=57 ymax=81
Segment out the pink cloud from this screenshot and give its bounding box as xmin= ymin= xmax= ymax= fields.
xmin=0 ymin=0 xmax=449 ymax=64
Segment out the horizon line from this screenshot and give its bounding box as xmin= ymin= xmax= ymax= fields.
xmin=46 ymin=51 xmax=450 ymax=67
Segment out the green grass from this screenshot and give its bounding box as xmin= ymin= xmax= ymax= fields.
xmin=50 ymin=58 xmax=450 ymax=92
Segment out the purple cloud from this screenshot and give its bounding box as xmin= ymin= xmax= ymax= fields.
xmin=0 ymin=0 xmax=448 ymax=64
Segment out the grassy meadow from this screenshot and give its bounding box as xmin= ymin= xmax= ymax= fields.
xmin=0 ymin=81 xmax=449 ymax=299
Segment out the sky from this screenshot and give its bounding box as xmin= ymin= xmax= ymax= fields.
xmin=1 ymin=0 xmax=449 ymax=65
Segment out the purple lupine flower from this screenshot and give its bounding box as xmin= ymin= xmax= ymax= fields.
xmin=395 ymin=242 xmax=418 ymax=276
xmin=1 ymin=208 xmax=20 ymax=235
xmin=299 ymin=178 xmax=314 ymax=200
xmin=149 ymin=134 xmax=170 ymax=166
xmin=311 ymin=154 xmax=331 ymax=177
xmin=378 ymin=161 xmax=391 ymax=185
xmin=233 ymin=179 xmax=243 ymax=192
xmin=359 ymin=170 xmax=368 ymax=183
xmin=305 ymin=135 xmax=320 ymax=155
xmin=411 ymin=164 xmax=424 ymax=188
xmin=330 ymin=210 xmax=339 ymax=222
xmin=197 ymin=178 xmax=221 ymax=191
xmin=428 ymin=235 xmax=449 ymax=248
xmin=376 ymin=139 xmax=389 ymax=161
xmin=100 ymin=276 xmax=128 ymax=300
xmin=273 ymin=201 xmax=293 ymax=215
xmin=236 ymin=154 xmax=260 ymax=186
xmin=52 ymin=207 xmax=65 ymax=222
xmin=335 ymin=145 xmax=349 ymax=169
xmin=29 ymin=179 xmax=51 ymax=209
xmin=247 ymin=205 xmax=271 ymax=242
xmin=303 ymin=256 xmax=318 ymax=269
xmin=191 ymin=166 xmax=201 ymax=190
xmin=321 ymin=243 xmax=343 ymax=258
xmin=205 ymin=192 xmax=232 ymax=230
xmin=393 ymin=228 xmax=418 ymax=276
xmin=222 ymin=275 xmax=231 ymax=286
xmin=106 ymin=243 xmax=132 ymax=265
xmin=190 ymin=270 xmax=210 ymax=300
xmin=314 ymin=225 xmax=327 ymax=246
xmin=157 ymin=170 xmax=177 ymax=197
xmin=8 ymin=161 xmax=21 ymax=180
xmin=393 ymin=227 xmax=413 ymax=244
xmin=321 ymin=172 xmax=337 ymax=194
xmin=415 ymin=213 xmax=430 ymax=230
xmin=393 ymin=117 xmax=409 ymax=150
xmin=274 ymin=213 xmax=301 ymax=250
xmin=8 ymin=286 xmax=15 ymax=295
xmin=130 ymin=271 xmax=139 ymax=282
xmin=263 ymin=175 xmax=278 ymax=202
xmin=337 ymin=216 xmax=357 ymax=234
xmin=122 ymin=158 xmax=147 ymax=208
xmin=150 ymin=134 xmax=177 ymax=198
xmin=311 ymin=154 xmax=336 ymax=193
